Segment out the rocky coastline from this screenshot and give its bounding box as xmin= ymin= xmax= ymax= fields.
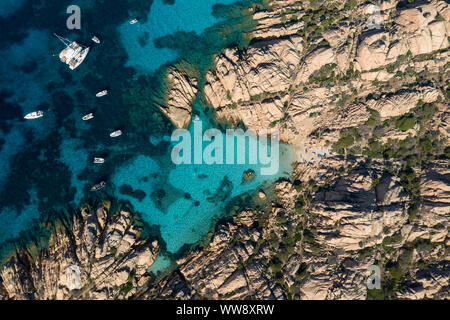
xmin=1 ymin=0 xmax=449 ymax=300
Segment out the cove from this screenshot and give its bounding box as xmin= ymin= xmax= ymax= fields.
xmin=112 ymin=110 xmax=295 ymax=254
xmin=0 ymin=0 xmax=294 ymax=274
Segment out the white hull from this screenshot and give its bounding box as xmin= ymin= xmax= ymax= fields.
xmin=110 ymin=130 xmax=122 ymax=138
xmin=96 ymin=90 xmax=108 ymax=97
xmin=82 ymin=113 xmax=94 ymax=121
xmin=130 ymin=18 xmax=138 ymax=24
xmin=92 ymin=36 xmax=100 ymax=44
xmin=90 ymin=181 xmax=106 ymax=191
xmin=93 ymin=158 xmax=104 ymax=164
xmin=24 ymin=111 xmax=44 ymax=119
xmin=59 ymin=42 xmax=89 ymax=70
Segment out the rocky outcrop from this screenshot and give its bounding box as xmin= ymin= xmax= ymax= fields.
xmin=401 ymin=160 xmax=450 ymax=243
xmin=204 ymin=0 xmax=449 ymax=147
xmin=310 ymin=170 xmax=410 ymax=251
xmin=356 ymin=1 xmax=449 ymax=71
xmin=159 ymin=69 xmax=198 ymax=128
xmin=204 ymin=36 xmax=303 ymax=111
xmin=0 ymin=204 xmax=158 ymax=300
xmin=146 ymin=155 xmax=449 ymax=300
xmin=396 ymin=261 xmax=450 ymax=299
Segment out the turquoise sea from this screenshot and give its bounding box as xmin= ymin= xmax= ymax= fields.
xmin=0 ymin=0 xmax=294 ymax=272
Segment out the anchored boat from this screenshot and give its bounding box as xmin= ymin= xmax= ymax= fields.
xmin=130 ymin=18 xmax=138 ymax=24
xmin=91 ymin=36 xmax=100 ymax=44
xmin=90 ymin=181 xmax=106 ymax=191
xmin=93 ymin=157 xmax=104 ymax=164
xmin=110 ymin=130 xmax=122 ymax=138
xmin=54 ymin=33 xmax=89 ymax=70
xmin=96 ymin=90 xmax=108 ymax=97
xmin=82 ymin=113 xmax=94 ymax=121
xmin=24 ymin=111 xmax=44 ymax=119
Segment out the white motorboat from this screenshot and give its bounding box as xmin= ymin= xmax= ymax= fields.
xmin=24 ymin=111 xmax=44 ymax=119
xmin=82 ymin=113 xmax=94 ymax=121
xmin=91 ymin=36 xmax=100 ymax=44
xmin=96 ymin=90 xmax=108 ymax=97
xmin=90 ymin=181 xmax=106 ymax=191
xmin=110 ymin=130 xmax=122 ymax=138
xmin=130 ymin=18 xmax=138 ymax=24
xmin=93 ymin=157 xmax=104 ymax=164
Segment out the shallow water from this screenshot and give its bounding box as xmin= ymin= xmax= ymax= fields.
xmin=119 ymin=0 xmax=239 ymax=72
xmin=0 ymin=0 xmax=292 ymax=271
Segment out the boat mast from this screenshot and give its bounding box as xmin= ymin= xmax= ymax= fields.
xmin=54 ymin=33 xmax=89 ymax=50
xmin=53 ymin=33 xmax=71 ymax=47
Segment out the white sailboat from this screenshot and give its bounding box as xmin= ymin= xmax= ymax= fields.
xmin=54 ymin=33 xmax=89 ymax=70
xmin=82 ymin=113 xmax=94 ymax=121
xmin=24 ymin=111 xmax=44 ymax=119
xmin=110 ymin=130 xmax=122 ymax=138
xmin=96 ymin=90 xmax=108 ymax=97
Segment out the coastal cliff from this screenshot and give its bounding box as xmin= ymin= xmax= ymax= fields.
xmin=0 ymin=203 xmax=158 ymax=300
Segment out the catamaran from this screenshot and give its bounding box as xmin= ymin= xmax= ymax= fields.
xmin=96 ymin=90 xmax=108 ymax=97
xmin=90 ymin=181 xmax=106 ymax=191
xmin=54 ymin=33 xmax=89 ymax=70
xmin=82 ymin=113 xmax=94 ymax=121
xmin=91 ymin=36 xmax=100 ymax=44
xmin=93 ymin=157 xmax=104 ymax=164
xmin=130 ymin=18 xmax=138 ymax=24
xmin=110 ymin=130 xmax=122 ymax=138
xmin=24 ymin=111 xmax=44 ymax=119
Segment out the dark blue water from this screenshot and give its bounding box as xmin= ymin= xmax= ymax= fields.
xmin=0 ymin=0 xmax=293 ymax=272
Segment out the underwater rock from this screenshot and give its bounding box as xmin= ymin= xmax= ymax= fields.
xmin=241 ymin=169 xmax=256 ymax=184
xmin=258 ymin=190 xmax=266 ymax=200
xmin=119 ymin=184 xmax=146 ymax=201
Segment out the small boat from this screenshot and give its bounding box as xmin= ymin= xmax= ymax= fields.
xmin=96 ymin=90 xmax=108 ymax=97
xmin=54 ymin=34 xmax=89 ymax=70
xmin=24 ymin=111 xmax=44 ymax=119
xmin=91 ymin=36 xmax=100 ymax=44
xmin=82 ymin=113 xmax=94 ymax=121
xmin=130 ymin=18 xmax=138 ymax=24
xmin=193 ymin=115 xmax=200 ymax=121
xmin=93 ymin=157 xmax=104 ymax=164
xmin=90 ymin=181 xmax=106 ymax=191
xmin=110 ymin=130 xmax=122 ymax=138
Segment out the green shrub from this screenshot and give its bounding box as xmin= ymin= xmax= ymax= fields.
xmin=395 ymin=116 xmax=415 ymax=131
xmin=334 ymin=135 xmax=355 ymax=150
xmin=269 ymin=256 xmax=283 ymax=273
